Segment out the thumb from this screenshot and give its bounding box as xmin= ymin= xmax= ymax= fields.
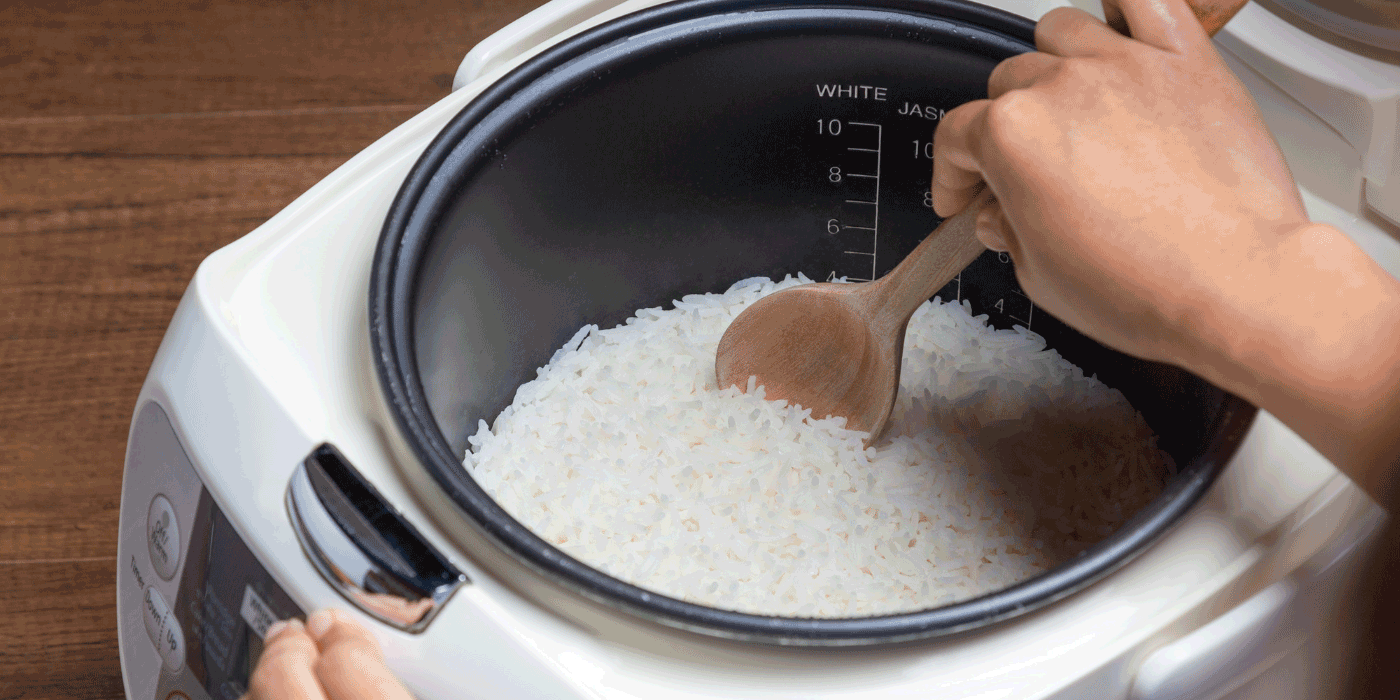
xmin=975 ymin=198 xmax=1013 ymax=255
xmin=307 ymin=610 xmax=415 ymax=700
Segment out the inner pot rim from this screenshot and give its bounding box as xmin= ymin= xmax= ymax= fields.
xmin=368 ymin=0 xmax=1259 ymax=646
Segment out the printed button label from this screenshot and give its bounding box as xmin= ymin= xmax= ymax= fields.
xmin=241 ymin=584 xmax=277 ymax=639
xmin=142 ymin=586 xmax=186 ymax=672
xmin=146 ymin=494 xmax=180 ymax=580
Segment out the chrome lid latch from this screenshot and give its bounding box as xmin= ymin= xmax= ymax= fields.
xmin=286 ymin=444 xmax=467 ymax=633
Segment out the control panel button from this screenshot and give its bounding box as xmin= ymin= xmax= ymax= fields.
xmin=142 ymin=586 xmax=185 ymax=673
xmin=147 ymin=494 xmax=180 ymax=580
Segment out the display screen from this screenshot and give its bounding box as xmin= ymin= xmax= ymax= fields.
xmin=169 ymin=489 xmax=305 ymax=700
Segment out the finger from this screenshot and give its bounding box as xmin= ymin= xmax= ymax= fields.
xmin=1101 ymin=0 xmax=1209 ymax=52
xmin=975 ymin=198 xmax=1013 ymax=254
xmin=1035 ymin=7 xmax=1128 ymax=58
xmin=931 ymin=100 xmax=990 ymax=217
xmin=247 ymin=619 xmax=326 ymax=700
xmin=308 ymin=610 xmax=415 ymax=700
xmin=988 ymin=51 xmax=1060 ymax=99
xmin=1101 ymin=0 xmax=1130 ymax=36
xmin=1184 ymin=0 xmax=1249 ymax=37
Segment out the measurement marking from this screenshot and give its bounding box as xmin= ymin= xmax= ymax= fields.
xmin=868 ymin=123 xmax=883 ymax=280
xmin=955 ymin=272 xmax=962 ymax=302
xmin=831 ymin=120 xmax=883 ymax=278
xmin=848 ymin=277 xmax=872 ymax=282
xmin=1011 ymin=289 xmax=1029 ymax=298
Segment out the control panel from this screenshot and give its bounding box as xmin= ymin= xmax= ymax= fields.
xmin=118 ymin=403 xmax=304 ymax=700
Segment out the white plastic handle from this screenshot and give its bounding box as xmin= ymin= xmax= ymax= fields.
xmin=1132 ymin=579 xmax=1301 ymax=700
xmin=1131 ymin=498 xmax=1383 ymax=700
xmin=454 ymin=0 xmax=639 ymax=90
xmin=1214 ymin=3 xmax=1400 ymax=226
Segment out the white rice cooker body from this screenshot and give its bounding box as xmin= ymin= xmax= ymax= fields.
xmin=116 ymin=1 xmax=1399 ymax=699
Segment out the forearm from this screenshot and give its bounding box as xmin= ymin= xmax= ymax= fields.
xmin=1181 ymin=223 xmax=1400 ymax=504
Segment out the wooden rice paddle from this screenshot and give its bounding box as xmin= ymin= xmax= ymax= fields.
xmin=714 ymin=0 xmax=1248 ymax=445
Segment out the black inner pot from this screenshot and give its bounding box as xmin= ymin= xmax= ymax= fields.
xmin=370 ymin=0 xmax=1257 ymax=645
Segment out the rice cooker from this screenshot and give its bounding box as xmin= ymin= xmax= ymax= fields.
xmin=115 ymin=0 xmax=1400 ymax=698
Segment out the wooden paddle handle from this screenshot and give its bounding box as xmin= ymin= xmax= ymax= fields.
xmin=866 ymin=188 xmax=995 ymax=334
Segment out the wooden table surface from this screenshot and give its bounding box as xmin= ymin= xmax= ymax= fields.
xmin=0 ymin=1 xmax=542 ymax=695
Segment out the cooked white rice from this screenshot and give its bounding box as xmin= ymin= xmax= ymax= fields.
xmin=464 ymin=274 xmax=1174 ymax=617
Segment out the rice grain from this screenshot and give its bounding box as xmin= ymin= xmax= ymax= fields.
xmin=464 ymin=275 xmax=1173 ymax=617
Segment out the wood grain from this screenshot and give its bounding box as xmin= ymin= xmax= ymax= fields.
xmin=0 ymin=0 xmax=542 ymax=696
xmin=0 ymin=105 xmax=424 ymax=157
xmin=0 ymin=0 xmax=539 ymax=119
xmin=0 ymin=559 xmax=125 ymax=699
